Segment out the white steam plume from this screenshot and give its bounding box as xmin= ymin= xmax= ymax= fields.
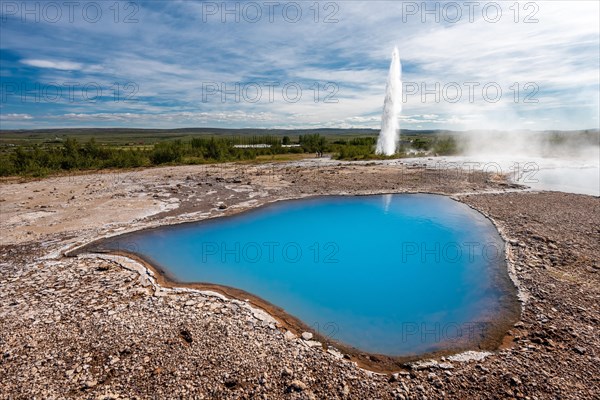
xmin=376 ymin=47 xmax=402 ymax=156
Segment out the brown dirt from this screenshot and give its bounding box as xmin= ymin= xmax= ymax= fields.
xmin=1 ymin=160 xmax=598 ymax=399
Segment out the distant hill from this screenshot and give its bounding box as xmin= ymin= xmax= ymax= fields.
xmin=1 ymin=127 xmax=596 ymax=136
xmin=0 ymin=127 xmax=455 ymax=136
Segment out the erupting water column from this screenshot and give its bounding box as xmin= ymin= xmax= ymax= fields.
xmin=375 ymin=47 xmax=402 ymax=156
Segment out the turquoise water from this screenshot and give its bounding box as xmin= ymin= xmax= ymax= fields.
xmin=101 ymin=194 xmax=515 ymax=356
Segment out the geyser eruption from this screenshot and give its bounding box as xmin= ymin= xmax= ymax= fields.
xmin=376 ymin=47 xmax=402 ymax=156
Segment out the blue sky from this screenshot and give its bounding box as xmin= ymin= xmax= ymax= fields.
xmin=0 ymin=0 xmax=598 ymax=130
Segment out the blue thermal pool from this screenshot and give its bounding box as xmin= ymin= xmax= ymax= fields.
xmin=97 ymin=194 xmax=518 ymax=357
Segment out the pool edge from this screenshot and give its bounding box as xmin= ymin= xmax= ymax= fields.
xmin=66 ymin=192 xmax=524 ymax=374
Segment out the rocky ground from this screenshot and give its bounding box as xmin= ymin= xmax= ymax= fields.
xmin=0 ymin=159 xmax=598 ymax=399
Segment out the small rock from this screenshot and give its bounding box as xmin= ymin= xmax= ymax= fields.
xmin=476 ymin=364 xmax=490 ymax=373
xmin=287 ymin=379 xmax=307 ymax=392
xmin=284 ymin=331 xmax=296 ymax=341
xmin=253 ymin=312 xmax=267 ymax=322
xmin=437 ymin=362 xmax=454 ymax=370
xmin=259 ymin=374 xmax=268 ymax=385
xmin=408 ymin=359 xmax=438 ymax=370
xmin=301 ymin=332 xmax=313 ymax=341
xmin=342 ymin=383 xmax=350 ymax=395
xmin=304 ymin=340 xmax=322 ymax=348
xmin=401 ymin=381 xmax=410 ymax=394
xmin=327 ymin=348 xmax=343 ymax=359
xmin=83 ymin=380 xmax=97 ymax=389
xmin=224 ymin=378 xmax=238 ymax=389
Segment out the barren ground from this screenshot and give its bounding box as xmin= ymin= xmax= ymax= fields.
xmin=1 ymin=159 xmax=598 ymax=399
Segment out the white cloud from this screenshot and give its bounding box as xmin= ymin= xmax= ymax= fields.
xmin=57 ymin=111 xmax=276 ymax=123
xmin=0 ymin=113 xmax=33 ymax=120
xmin=20 ymin=59 xmax=83 ymax=70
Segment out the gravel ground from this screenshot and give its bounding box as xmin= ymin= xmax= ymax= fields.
xmin=1 ymin=160 xmax=598 ymax=399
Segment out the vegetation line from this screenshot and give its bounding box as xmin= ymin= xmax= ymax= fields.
xmin=0 ymin=132 xmax=459 ymax=177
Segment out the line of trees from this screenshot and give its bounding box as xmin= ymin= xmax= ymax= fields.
xmin=0 ymin=136 xmax=303 ymax=176
xmin=1 ymin=138 xmax=148 ymax=176
xmin=0 ymin=134 xmax=460 ymax=176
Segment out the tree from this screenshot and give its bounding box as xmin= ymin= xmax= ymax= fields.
xmin=150 ymin=141 xmax=183 ymax=164
xmin=11 ymin=146 xmax=30 ymax=173
xmin=84 ymin=138 xmax=100 ymax=157
xmin=61 ymin=138 xmax=80 ymax=170
xmin=204 ymin=137 xmax=224 ymax=160
xmin=299 ymin=134 xmax=326 ymax=153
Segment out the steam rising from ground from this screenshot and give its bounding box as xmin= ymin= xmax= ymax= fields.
xmin=376 ymin=47 xmax=402 ymax=156
xmin=457 ymin=130 xmax=600 ymax=161
xmin=450 ymin=130 xmax=600 ymax=196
